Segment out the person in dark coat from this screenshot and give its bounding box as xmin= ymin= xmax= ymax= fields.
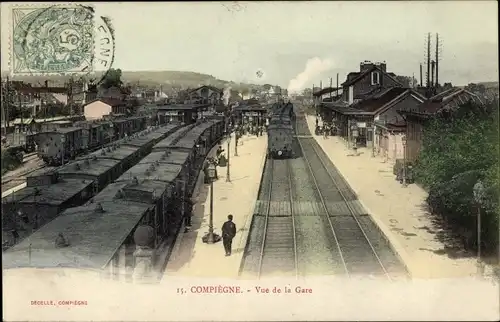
xmin=221 ymin=214 xmax=236 ymax=256
xmin=216 ymin=145 xmax=224 ymax=158
xmin=183 ymin=198 xmax=194 ymax=232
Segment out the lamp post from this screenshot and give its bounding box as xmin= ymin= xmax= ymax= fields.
xmin=203 ymin=163 xmax=221 ymax=244
xmin=226 ymin=131 xmax=231 ymax=182
xmin=351 ymin=122 xmax=359 ymax=155
xmin=402 ymin=134 xmax=407 ymax=187
xmin=234 ymin=125 xmax=239 ymax=157
xmin=60 ymin=135 xmax=66 ymax=165
xmin=473 ymin=180 xmax=486 ymax=277
xmin=372 ymin=123 xmax=376 ymax=157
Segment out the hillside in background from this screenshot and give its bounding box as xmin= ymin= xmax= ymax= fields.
xmin=1 ymin=70 xmax=263 ymax=92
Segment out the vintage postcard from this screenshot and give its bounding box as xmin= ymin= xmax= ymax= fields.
xmin=1 ymin=1 xmax=499 ymax=321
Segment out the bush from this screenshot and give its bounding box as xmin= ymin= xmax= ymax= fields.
xmin=415 ymin=100 xmax=499 ymax=254
xmin=1 ymin=149 xmax=23 ymax=175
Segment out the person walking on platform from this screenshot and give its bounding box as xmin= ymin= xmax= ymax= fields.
xmin=221 ymin=215 xmax=237 ymax=256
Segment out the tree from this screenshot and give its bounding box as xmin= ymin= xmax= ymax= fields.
xmin=415 ymin=101 xmax=499 ymax=254
xmin=101 ymin=68 xmax=123 ymax=89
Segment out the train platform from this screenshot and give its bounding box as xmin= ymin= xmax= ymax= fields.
xmin=161 ymin=132 xmax=267 ymax=280
xmin=304 ymin=114 xmax=494 ymax=280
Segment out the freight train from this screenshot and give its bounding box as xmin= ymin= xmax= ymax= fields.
xmin=34 ymin=115 xmax=150 ymax=166
xmin=1 ymin=123 xmax=185 ymax=250
xmin=267 ymin=102 xmax=296 ymax=159
xmin=2 ymin=118 xmax=227 ymax=274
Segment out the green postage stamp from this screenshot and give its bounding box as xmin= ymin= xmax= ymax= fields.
xmin=11 ymin=4 xmax=96 ymax=75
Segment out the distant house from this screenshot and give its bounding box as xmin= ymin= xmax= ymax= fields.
xmin=397 ymin=88 xmax=484 ymax=162
xmin=83 ymin=98 xmax=127 ymax=120
xmin=97 ymin=86 xmax=129 ymax=100
xmin=187 ymin=85 xmax=223 ymax=105
xmin=340 ymin=61 xmax=402 ymax=104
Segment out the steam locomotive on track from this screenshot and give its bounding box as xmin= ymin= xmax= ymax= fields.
xmin=266 ymin=101 xmax=296 ymax=159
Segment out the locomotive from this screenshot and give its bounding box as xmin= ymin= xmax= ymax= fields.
xmin=266 ymin=102 xmax=296 ymax=159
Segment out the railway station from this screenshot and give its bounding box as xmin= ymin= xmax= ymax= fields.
xmin=3 ymin=99 xmax=495 ymax=282
xmin=2 ymin=3 xmax=499 ymax=321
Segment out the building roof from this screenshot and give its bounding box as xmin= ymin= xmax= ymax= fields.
xmin=350 ymin=87 xmax=410 ymax=112
xmin=2 ymin=198 xmax=149 ymax=270
xmin=341 ymin=65 xmax=403 ymax=87
xmin=375 ymin=119 xmax=406 ymax=132
xmin=156 ymin=103 xmax=211 ymax=111
xmin=84 ymin=98 xmax=125 ymax=107
xmin=12 ymin=84 xmax=67 ymax=94
xmin=398 ymin=88 xmax=484 ymax=117
xmin=323 ymin=87 xmax=425 ymax=116
xmin=188 ymin=85 xmax=223 ymax=94
xmin=313 ymin=87 xmax=341 ymax=97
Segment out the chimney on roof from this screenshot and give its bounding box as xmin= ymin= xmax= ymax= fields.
xmin=74 ymin=163 xmax=81 ymax=171
xmin=360 ymin=60 xmax=374 ymax=72
xmin=132 ymin=176 xmax=139 ymax=185
xmin=375 ymin=61 xmax=387 ymax=72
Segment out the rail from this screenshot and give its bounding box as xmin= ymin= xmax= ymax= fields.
xmin=257 ymin=159 xmax=298 ymax=279
xmin=308 ymin=141 xmax=391 ymax=280
xmin=295 ymin=129 xmax=350 ymax=278
xmin=287 ymin=157 xmax=299 ymax=279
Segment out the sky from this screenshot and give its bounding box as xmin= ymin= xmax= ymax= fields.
xmin=1 ymin=1 xmax=498 ymax=92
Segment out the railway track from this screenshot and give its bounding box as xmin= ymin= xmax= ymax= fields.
xmin=241 ymin=112 xmax=408 ymax=280
xmin=258 ymin=158 xmax=298 ymax=278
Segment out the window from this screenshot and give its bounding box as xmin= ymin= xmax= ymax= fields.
xmin=371 ymin=72 xmax=380 ymax=85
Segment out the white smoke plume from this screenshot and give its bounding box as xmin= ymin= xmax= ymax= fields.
xmin=222 ymin=86 xmax=231 ymax=106
xmin=287 ymin=57 xmax=333 ymax=94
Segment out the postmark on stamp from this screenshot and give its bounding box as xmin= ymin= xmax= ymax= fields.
xmin=10 ymin=4 xmax=114 ymax=77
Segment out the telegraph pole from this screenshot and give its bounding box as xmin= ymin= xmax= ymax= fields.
xmin=68 ymin=76 xmax=74 ymax=116
xmin=329 ymin=77 xmax=333 ymax=99
xmin=426 ymin=32 xmax=431 ymax=89
xmin=336 ymin=73 xmax=339 ymax=96
xmin=435 ymin=33 xmax=440 ymax=87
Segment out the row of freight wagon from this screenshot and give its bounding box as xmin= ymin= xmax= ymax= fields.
xmin=3 ymin=118 xmax=226 ymax=279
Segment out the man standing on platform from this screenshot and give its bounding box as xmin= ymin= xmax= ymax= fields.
xmin=221 ymin=214 xmax=236 ymax=256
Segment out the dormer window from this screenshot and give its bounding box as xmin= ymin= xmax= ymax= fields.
xmin=371 ymin=72 xmax=380 ymax=85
